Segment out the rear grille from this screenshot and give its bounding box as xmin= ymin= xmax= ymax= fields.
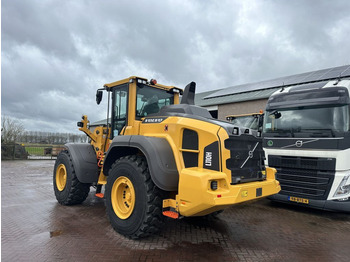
xmin=225 ymin=135 xmax=264 ymax=184
xmin=269 ymin=155 xmax=335 ymax=200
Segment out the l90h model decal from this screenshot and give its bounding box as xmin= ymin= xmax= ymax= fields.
xmin=203 ymin=142 xmax=219 ymax=171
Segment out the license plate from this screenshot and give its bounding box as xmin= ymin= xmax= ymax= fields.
xmin=288 ymin=196 xmax=309 ymax=204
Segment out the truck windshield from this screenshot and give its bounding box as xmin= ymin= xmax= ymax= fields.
xmin=263 ymin=105 xmax=350 ymax=134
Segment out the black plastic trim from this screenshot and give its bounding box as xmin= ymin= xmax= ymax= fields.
xmin=104 ymin=135 xmax=178 ymax=191
xmin=182 ymin=129 xmax=198 ymax=150
xmin=225 ymin=134 xmax=264 ymax=184
xmin=268 ymin=155 xmax=336 ymax=200
xmin=268 ymin=155 xmax=336 ymax=171
xmin=262 ymin=136 xmax=350 ymax=150
xmin=111 ymin=83 xmax=129 ymax=138
xmin=182 ymin=151 xmax=198 ymax=168
xmin=203 ymin=141 xmax=220 ymax=171
xmin=266 ymin=85 xmax=350 ymax=110
xmin=268 ymin=194 xmax=350 ymax=212
xmin=65 ymin=143 xmax=99 ymax=183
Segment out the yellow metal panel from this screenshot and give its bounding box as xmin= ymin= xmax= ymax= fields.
xmin=174 ymin=93 xmax=180 ymax=104
xmin=226 ymin=112 xmax=263 ymax=118
xmin=104 ymin=76 xmax=146 ymax=89
xmin=176 ymin=167 xmax=280 ymax=216
xmin=139 ymin=117 xmax=221 ymax=173
xmin=126 ymin=80 xmax=137 ymax=134
xmin=97 ymin=170 xmax=107 ymax=185
xmin=217 ymin=127 xmax=231 ymax=180
xmin=162 ymin=199 xmax=178 ymax=210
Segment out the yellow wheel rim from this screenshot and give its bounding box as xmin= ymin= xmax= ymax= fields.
xmin=56 ymin=164 xmax=67 ymax=191
xmin=111 ymin=176 xmax=135 ymax=219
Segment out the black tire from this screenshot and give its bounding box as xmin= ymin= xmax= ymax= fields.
xmin=105 ymin=155 xmax=164 ymax=239
xmin=53 ymin=150 xmax=90 ymax=205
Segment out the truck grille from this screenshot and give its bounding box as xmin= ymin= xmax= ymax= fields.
xmin=268 ymin=155 xmax=335 ymax=200
xmin=225 ymin=135 xmax=264 ymax=184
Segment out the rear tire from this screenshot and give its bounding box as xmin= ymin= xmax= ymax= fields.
xmin=105 ymin=155 xmax=164 ymax=239
xmin=53 ymin=150 xmax=90 ymax=205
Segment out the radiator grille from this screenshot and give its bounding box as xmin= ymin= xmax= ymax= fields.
xmin=225 ymin=135 xmax=264 ymax=184
xmin=269 ymin=155 xmax=335 ymax=200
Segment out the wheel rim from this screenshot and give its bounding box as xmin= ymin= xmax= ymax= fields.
xmin=111 ymin=176 xmax=136 ymax=219
xmin=56 ymin=164 xmax=67 ymax=191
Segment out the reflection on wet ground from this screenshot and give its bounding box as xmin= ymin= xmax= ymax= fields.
xmin=2 ymin=160 xmax=350 ymax=261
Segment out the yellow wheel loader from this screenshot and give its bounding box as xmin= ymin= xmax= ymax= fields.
xmin=53 ymin=76 xmax=280 ymax=239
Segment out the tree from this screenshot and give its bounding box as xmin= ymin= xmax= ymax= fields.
xmin=1 ymin=115 xmax=25 ymax=144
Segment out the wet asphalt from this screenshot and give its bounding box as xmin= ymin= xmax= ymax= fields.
xmin=2 ymin=160 xmax=350 ymax=262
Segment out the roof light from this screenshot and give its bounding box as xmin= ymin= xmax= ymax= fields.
xmin=150 ymin=79 xmax=157 ymax=85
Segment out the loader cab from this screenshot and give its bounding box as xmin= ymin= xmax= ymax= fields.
xmin=102 ymin=76 xmax=182 ymax=139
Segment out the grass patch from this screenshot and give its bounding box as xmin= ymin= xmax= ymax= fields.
xmin=25 ymin=146 xmax=46 ymax=156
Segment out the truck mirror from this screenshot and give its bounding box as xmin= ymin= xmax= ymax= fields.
xmin=269 ymin=110 xmax=281 ymax=119
xmin=96 ymin=90 xmax=103 ymax=105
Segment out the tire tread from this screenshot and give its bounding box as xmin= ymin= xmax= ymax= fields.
xmin=108 ymin=155 xmax=165 ymax=239
xmin=54 ymin=150 xmax=90 ymax=205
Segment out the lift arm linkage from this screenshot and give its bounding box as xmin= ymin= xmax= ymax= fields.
xmin=77 ymin=115 xmax=97 ymax=142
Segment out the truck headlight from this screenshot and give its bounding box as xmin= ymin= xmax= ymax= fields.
xmin=333 ymin=175 xmax=350 ymax=198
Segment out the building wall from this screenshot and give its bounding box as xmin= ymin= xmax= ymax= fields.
xmin=218 ymin=98 xmax=268 ymax=121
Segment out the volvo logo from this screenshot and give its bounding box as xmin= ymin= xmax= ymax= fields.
xmin=295 ymin=140 xmax=303 ymax=147
xmin=248 ymin=151 xmax=254 ymax=158
xmin=240 ymin=142 xmax=259 ymax=168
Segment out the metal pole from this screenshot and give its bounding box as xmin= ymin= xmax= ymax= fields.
xmin=12 ymin=142 xmax=16 ymax=160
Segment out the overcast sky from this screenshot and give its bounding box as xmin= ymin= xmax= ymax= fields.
xmin=2 ymin=0 xmax=350 ymax=133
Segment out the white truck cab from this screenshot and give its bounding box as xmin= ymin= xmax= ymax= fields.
xmin=263 ymin=79 xmax=350 ymax=212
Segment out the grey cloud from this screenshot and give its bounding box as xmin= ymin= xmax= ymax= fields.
xmin=2 ymin=0 xmax=350 ymax=132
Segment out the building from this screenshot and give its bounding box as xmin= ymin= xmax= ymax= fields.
xmin=195 ymin=65 xmax=350 ymax=120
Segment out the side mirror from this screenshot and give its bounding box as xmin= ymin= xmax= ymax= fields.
xmin=96 ymin=90 xmax=103 ymax=105
xmin=269 ymin=110 xmax=281 ymax=119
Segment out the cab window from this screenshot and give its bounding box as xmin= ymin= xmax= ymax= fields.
xmin=136 ymin=84 xmax=174 ymax=120
xmin=112 ymin=84 xmax=128 ymax=137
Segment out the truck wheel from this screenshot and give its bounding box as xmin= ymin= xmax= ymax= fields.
xmin=105 ymin=155 xmax=164 ymax=239
xmin=53 ymin=150 xmax=90 ymax=205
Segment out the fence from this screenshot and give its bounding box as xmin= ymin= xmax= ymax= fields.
xmin=1 ymin=144 xmax=66 ymax=160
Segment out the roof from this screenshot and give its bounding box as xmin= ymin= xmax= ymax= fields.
xmin=104 ymin=76 xmax=181 ymax=92
xmin=196 ymin=87 xmax=280 ymax=107
xmin=195 ymin=64 xmax=350 ymax=107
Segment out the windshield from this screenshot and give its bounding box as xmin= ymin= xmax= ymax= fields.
xmin=263 ymin=105 xmax=350 ymax=134
xmin=231 ymin=116 xmax=260 ymax=130
xmin=136 ymin=84 xmax=174 ymax=119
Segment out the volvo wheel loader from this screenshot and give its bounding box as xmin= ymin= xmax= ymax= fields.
xmin=53 ymin=76 xmax=280 ymax=239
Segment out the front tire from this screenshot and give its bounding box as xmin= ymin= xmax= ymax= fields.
xmin=53 ymin=150 xmax=90 ymax=205
xmin=105 ymin=155 xmax=164 ymax=239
